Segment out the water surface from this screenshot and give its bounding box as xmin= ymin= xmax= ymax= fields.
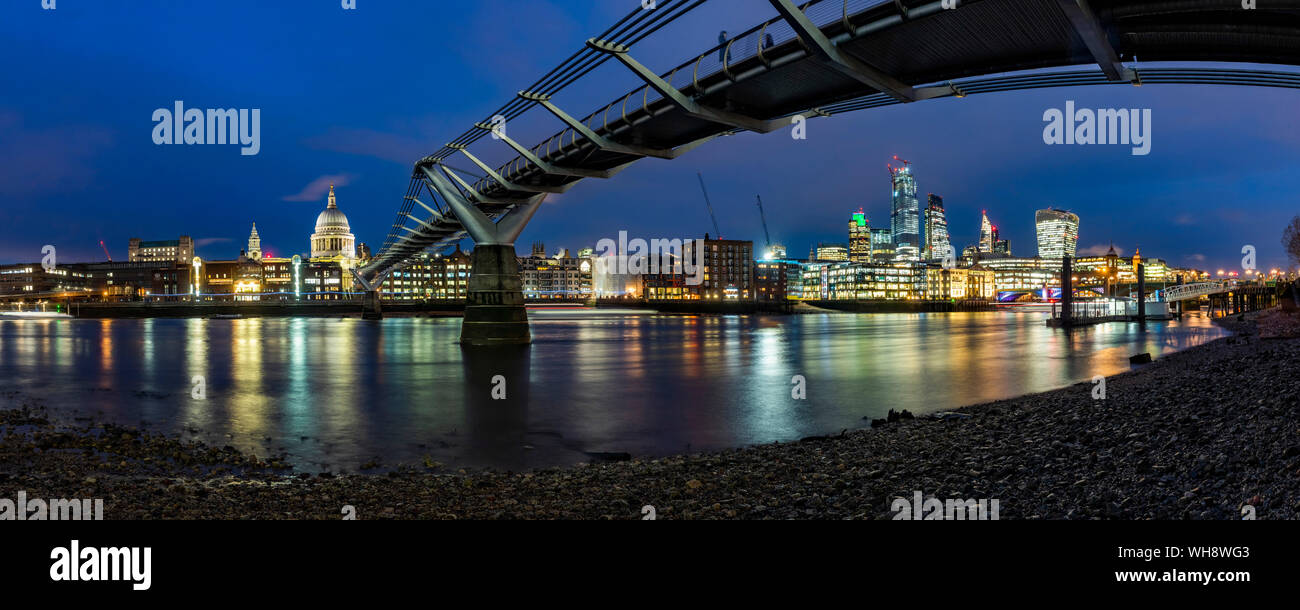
xmin=0 ymin=310 xmax=1226 ymax=471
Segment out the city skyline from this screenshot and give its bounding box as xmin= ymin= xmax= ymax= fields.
xmin=3 ymin=1 xmax=1298 ymax=274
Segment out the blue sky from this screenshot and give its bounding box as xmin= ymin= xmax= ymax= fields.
xmin=3 ymin=0 xmax=1297 ymax=273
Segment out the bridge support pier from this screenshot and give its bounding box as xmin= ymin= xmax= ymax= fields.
xmin=1137 ymin=264 xmax=1146 ymax=329
xmin=361 ymin=289 xmax=383 ymax=320
xmin=420 ymin=165 xmax=545 ymax=346
xmin=1060 ymin=256 xmax=1073 ymax=327
xmin=462 ymin=244 xmax=530 ymax=346
xmin=350 ymin=267 xmax=397 ymax=322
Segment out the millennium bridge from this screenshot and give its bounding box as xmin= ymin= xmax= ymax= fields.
xmin=354 ymin=0 xmax=1300 ymax=344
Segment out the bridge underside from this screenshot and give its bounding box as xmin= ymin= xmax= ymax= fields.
xmin=362 ymin=0 xmax=1300 ymax=340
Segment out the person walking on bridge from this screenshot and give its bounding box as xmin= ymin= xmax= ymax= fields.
xmin=718 ymin=30 xmax=729 ymax=63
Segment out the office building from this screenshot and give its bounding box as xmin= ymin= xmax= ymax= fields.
xmin=1035 ymin=208 xmax=1080 ymax=259
xmin=924 ymin=194 xmax=953 ymax=262
xmin=849 ymin=209 xmax=871 ymax=263
xmin=889 ymin=159 xmax=921 ymax=260
xmin=128 ymin=236 xmax=194 ymax=265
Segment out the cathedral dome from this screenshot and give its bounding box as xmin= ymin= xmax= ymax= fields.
xmin=315 ymin=185 xmax=351 ymax=234
xmin=310 ymin=184 xmax=357 ymax=262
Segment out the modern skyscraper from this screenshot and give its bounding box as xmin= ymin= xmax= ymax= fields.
xmin=889 ymin=158 xmax=920 ymax=261
xmin=978 ymin=211 xmax=994 ymax=254
xmin=849 ymin=209 xmax=871 ymax=263
xmin=1035 ymin=208 xmax=1080 ymax=259
xmin=923 ymin=194 xmax=953 ymax=262
xmin=991 ymin=225 xmax=1011 ymax=256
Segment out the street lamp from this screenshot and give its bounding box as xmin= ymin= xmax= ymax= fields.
xmin=191 ymin=257 xmax=202 ymax=303
xmin=292 ymin=255 xmax=302 ymax=301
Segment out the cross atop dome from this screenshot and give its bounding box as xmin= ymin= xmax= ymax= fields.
xmin=328 ymin=184 xmax=337 ymax=208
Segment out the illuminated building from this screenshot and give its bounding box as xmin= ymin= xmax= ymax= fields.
xmin=926 ymin=266 xmax=996 ymax=300
xmin=849 ymin=209 xmax=871 ymax=263
xmin=756 ymin=260 xmax=797 ymax=301
xmin=871 ymin=229 xmax=894 ymax=262
xmin=246 ymin=224 xmax=263 ymax=261
xmin=924 ymin=194 xmax=953 ymax=262
xmin=978 ymin=257 xmax=1061 ymax=295
xmin=379 ymin=246 xmax=471 ymax=300
xmin=690 ymin=236 xmax=753 ymax=299
xmin=260 ymin=257 xmax=292 ymax=294
xmin=801 ymin=261 xmax=923 ymax=300
xmin=992 ymin=230 xmax=1012 ymax=256
xmin=128 ymin=236 xmax=194 ymax=265
xmin=1035 ymin=208 xmax=1080 ymax=259
xmin=815 ymin=243 xmax=849 ymax=262
xmin=310 ymin=184 xmax=357 ymax=272
xmin=519 ymin=246 xmax=594 ymax=300
xmin=889 ymin=159 xmax=921 ymax=261
xmin=978 ymin=211 xmax=994 ymax=253
xmin=0 ymin=263 xmax=98 ymax=296
xmin=302 ymin=260 xmax=346 ymax=300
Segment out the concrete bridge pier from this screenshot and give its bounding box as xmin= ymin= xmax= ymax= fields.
xmin=350 ymin=267 xmax=396 ymax=321
xmin=421 ymin=166 xmax=545 ymax=346
xmin=1137 ymin=264 xmax=1146 ymax=329
xmin=462 ymin=244 xmax=531 ymax=345
xmin=1059 ymin=256 xmax=1073 ymax=327
xmin=361 ymin=289 xmax=383 ymax=320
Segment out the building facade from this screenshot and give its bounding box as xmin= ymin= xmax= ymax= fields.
xmin=1035 ymin=208 xmax=1080 ymax=259
xmin=310 ymin=185 xmax=357 ymax=269
xmin=871 ymin=228 xmax=894 ymax=262
xmin=519 ymin=247 xmax=593 ymax=300
xmin=849 ymin=210 xmax=871 ymax=263
xmin=889 ymin=161 xmax=921 ymax=261
xmin=128 ymin=236 xmax=194 ymax=265
xmin=924 ymin=194 xmax=953 ymax=263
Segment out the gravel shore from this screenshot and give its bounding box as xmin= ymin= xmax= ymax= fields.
xmin=3 ymin=312 xmax=1298 ymax=520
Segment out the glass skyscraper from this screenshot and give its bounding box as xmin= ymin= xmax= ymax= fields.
xmin=924 ymin=194 xmax=953 ymax=262
xmin=1035 ymin=208 xmax=1081 ymax=259
xmin=889 ymin=161 xmax=920 ymax=261
xmin=978 ymin=211 xmax=994 ymax=254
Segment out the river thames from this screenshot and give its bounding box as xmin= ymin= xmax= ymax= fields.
xmin=0 ymin=310 xmax=1226 ymax=472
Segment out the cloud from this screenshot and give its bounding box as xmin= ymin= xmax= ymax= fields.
xmin=1078 ymin=243 xmax=1120 ymax=256
xmin=194 ymin=237 xmax=232 ymax=247
xmin=283 ymin=173 xmax=357 ymax=202
xmin=1186 ymin=253 xmax=1207 ymax=263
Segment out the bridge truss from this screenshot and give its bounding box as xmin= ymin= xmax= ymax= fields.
xmin=361 ymin=0 xmax=1300 ymax=283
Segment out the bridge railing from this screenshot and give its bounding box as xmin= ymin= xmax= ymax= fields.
xmin=474 ymin=0 xmax=896 ymax=194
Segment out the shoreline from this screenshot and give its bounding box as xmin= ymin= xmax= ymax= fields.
xmin=2 ymin=311 xmax=1296 ymax=519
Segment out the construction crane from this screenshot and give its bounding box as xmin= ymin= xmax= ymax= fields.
xmin=887 ymin=154 xmax=912 ymax=175
xmin=756 ymin=195 xmax=772 ymax=251
xmin=99 ymin=240 xmax=112 ymax=262
xmin=696 ymin=171 xmax=722 ymax=238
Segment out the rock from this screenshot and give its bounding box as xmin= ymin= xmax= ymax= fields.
xmin=1130 ymin=353 xmax=1153 ymax=364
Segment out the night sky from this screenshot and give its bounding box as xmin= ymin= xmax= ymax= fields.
xmin=4 ymin=0 xmax=1298 ymax=273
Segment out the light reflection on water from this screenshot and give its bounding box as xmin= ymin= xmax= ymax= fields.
xmin=0 ymin=310 xmax=1226 ymax=471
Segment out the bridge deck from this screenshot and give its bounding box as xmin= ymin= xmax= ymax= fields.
xmin=367 ymin=0 xmax=1300 ymax=276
